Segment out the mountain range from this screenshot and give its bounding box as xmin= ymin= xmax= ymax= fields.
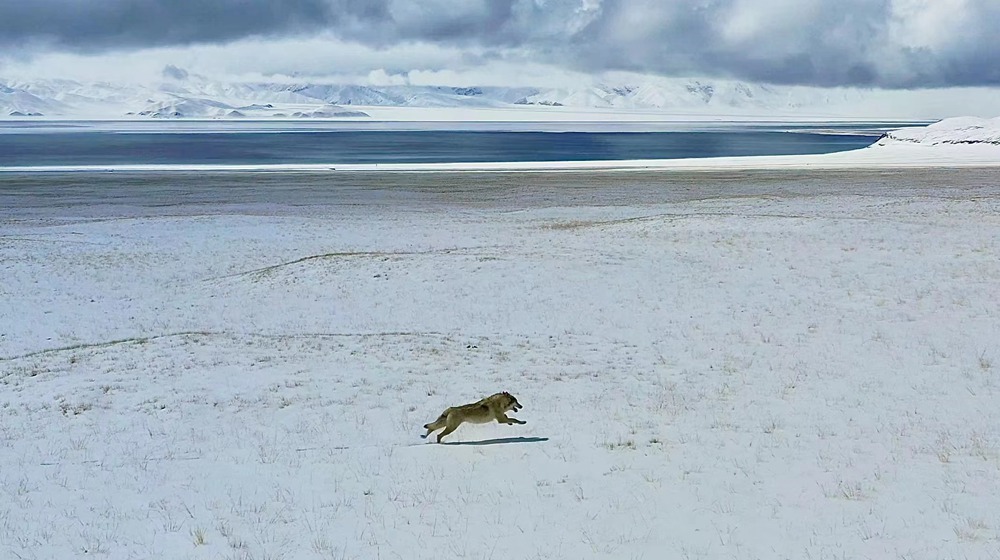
xmin=2 ymin=71 xmax=997 ymax=120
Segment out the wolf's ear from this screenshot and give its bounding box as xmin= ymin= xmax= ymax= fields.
xmin=503 ymin=391 xmax=511 ymax=396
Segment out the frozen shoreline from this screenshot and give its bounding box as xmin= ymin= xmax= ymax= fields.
xmin=3 ymin=143 xmax=999 ymax=174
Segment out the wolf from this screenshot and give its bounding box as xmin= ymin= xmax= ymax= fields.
xmin=421 ymin=391 xmax=525 ymax=443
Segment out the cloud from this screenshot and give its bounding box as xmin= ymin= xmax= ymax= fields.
xmin=0 ymin=1 xmax=336 ymax=50
xmin=161 ymin=64 xmax=189 ymax=81
xmin=2 ymin=0 xmax=1000 ymax=88
xmin=567 ymin=0 xmax=1000 ymax=88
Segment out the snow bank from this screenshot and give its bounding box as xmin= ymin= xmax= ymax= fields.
xmin=877 ymin=116 xmax=1000 ymax=145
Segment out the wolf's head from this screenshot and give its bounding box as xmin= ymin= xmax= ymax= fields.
xmin=502 ymin=391 xmax=522 ymax=412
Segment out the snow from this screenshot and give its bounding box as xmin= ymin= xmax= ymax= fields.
xmin=2 ymin=118 xmax=1000 ymax=558
xmin=0 ymin=84 xmax=66 ymax=117
xmin=877 ymin=116 xmax=1000 ymax=145
xmin=2 ymin=165 xmax=1000 ymax=559
xmin=2 ymin=74 xmax=1000 ymax=120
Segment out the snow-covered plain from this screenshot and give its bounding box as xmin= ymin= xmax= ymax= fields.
xmin=2 ymin=163 xmax=1000 ymax=559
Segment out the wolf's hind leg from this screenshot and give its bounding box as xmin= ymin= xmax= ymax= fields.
xmin=422 ymin=412 xmax=448 ymax=438
xmin=436 ymin=417 xmax=461 ymax=443
xmin=422 ymin=420 xmax=442 ymax=439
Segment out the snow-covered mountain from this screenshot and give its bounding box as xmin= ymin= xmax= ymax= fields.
xmin=1 ymin=72 xmax=996 ymax=120
xmin=0 ymin=75 xmax=828 ymax=119
xmin=0 ymin=83 xmax=69 ymax=116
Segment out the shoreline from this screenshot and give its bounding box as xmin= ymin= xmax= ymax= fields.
xmin=4 ymin=167 xmax=998 ymax=219
xmin=3 ymin=144 xmax=999 ymax=174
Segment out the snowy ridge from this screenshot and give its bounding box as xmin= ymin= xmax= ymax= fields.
xmin=0 ymin=83 xmax=67 ymax=116
xmin=1 ymin=75 xmax=796 ymax=119
xmin=3 ymin=72 xmax=995 ymax=120
xmin=877 ymin=116 xmax=1000 ymax=145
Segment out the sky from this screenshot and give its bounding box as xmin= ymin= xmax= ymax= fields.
xmin=2 ymin=0 xmax=1000 ymax=89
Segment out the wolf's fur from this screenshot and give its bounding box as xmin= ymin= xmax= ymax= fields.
xmin=422 ymin=391 xmax=525 ymax=443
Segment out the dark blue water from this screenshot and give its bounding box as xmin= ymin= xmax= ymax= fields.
xmin=0 ymin=129 xmax=878 ymax=167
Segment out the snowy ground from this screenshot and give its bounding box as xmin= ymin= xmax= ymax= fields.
xmin=2 ymin=168 xmax=1000 ymax=559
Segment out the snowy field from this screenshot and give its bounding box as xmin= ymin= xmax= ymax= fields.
xmin=2 ymin=168 xmax=1000 ymax=559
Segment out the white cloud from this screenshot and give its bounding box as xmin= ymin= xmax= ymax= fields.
xmin=406 ymin=62 xmax=594 ymax=88
xmin=719 ymin=0 xmax=824 ymax=49
xmin=0 ymin=36 xmax=470 ymax=83
xmin=365 ymin=68 xmax=409 ymax=86
xmin=0 ymin=34 xmax=593 ymax=89
xmin=888 ymin=0 xmax=972 ymax=50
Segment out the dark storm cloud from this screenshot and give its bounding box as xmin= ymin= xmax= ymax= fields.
xmin=3 ymin=0 xmax=1000 ymax=88
xmin=0 ymin=0 xmax=386 ymax=49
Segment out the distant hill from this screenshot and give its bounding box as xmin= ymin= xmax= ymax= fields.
xmin=2 ymin=73 xmax=997 ymax=120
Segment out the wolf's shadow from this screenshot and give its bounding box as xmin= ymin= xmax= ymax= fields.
xmin=440 ymin=436 xmax=549 ymax=446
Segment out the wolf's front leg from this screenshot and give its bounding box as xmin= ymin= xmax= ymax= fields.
xmin=496 ymin=413 xmax=526 ymax=425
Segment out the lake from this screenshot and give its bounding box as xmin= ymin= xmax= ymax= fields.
xmin=0 ymin=121 xmax=903 ymax=167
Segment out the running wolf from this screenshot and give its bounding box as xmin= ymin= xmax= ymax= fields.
xmin=422 ymin=391 xmax=525 ymax=443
